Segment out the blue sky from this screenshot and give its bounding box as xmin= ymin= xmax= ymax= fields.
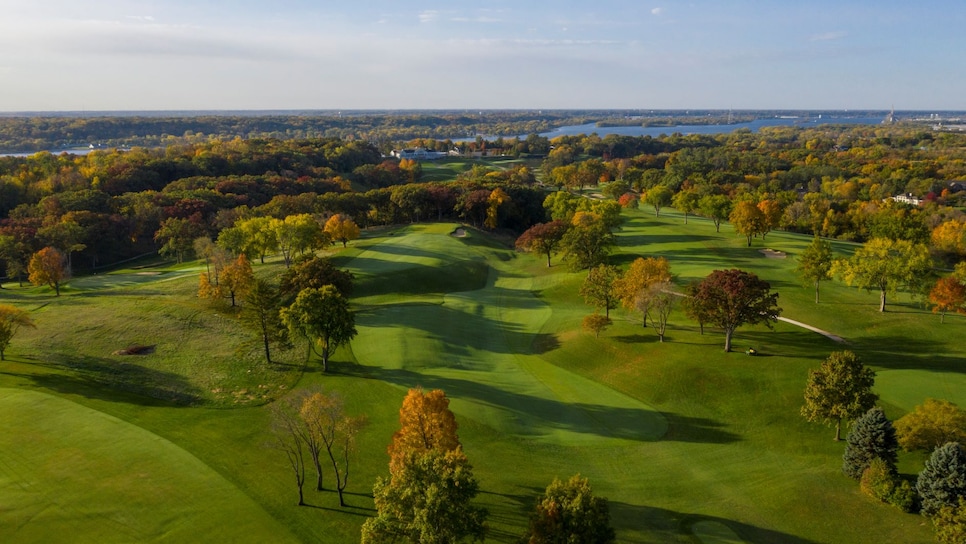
xmin=1 ymin=1 xmax=963 ymax=111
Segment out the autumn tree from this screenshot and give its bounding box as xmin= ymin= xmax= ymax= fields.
xmin=757 ymin=199 xmax=783 ymax=240
xmin=614 ymin=257 xmax=672 ymax=327
xmin=155 ymin=217 xmax=205 ymax=263
xmin=580 ymin=264 xmax=620 ymax=318
xmin=361 ymin=448 xmax=487 ymax=544
xmin=219 ymin=254 xmax=254 ymax=307
xmin=934 ymin=498 xmax=966 ymax=544
xmin=299 ymin=388 xmax=366 ymax=506
xmin=241 ymin=278 xmax=288 ymax=364
xmin=842 ymin=407 xmax=899 ymax=480
xmin=895 ymin=399 xmax=966 ymax=452
xmin=686 ymin=269 xmax=781 ymax=352
xmin=280 ymin=286 xmax=357 ymax=372
xmin=387 ymin=388 xmax=461 ymax=474
xmin=0 ymin=304 xmax=36 ymax=361
xmin=560 ymin=212 xmax=616 ymax=271
xmin=698 ymin=194 xmax=732 ymax=232
xmin=28 ymin=247 xmax=69 ymax=296
xmin=323 ymin=213 xmax=361 ymax=248
xmin=647 ymin=281 xmax=676 ymax=342
xmin=220 ymin=216 xmax=277 ymax=263
xmin=522 ymin=475 xmax=615 ymax=544
xmin=642 ymin=185 xmax=672 ymax=217
xmin=730 ymin=200 xmax=766 ymax=247
xmin=484 ymin=187 xmax=511 ymax=229
xmin=834 ymin=237 xmax=933 ymax=312
xmin=271 ymin=214 xmax=327 ymax=267
xmin=278 ymin=255 xmax=354 ymax=306
xmin=270 ymin=395 xmax=310 ymax=506
xmin=582 ymin=313 xmax=612 ymax=338
xmin=801 ymin=350 xmax=878 ymax=441
xmin=515 ymin=220 xmax=570 ymax=267
xmin=795 ymin=236 xmax=834 ymax=303
xmin=672 ymin=188 xmax=700 ymax=224
xmin=929 ymin=276 xmax=966 ymax=323
xmin=918 ymin=442 xmax=966 ymax=516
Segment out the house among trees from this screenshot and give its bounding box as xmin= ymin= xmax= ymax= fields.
xmin=890 ymin=193 xmax=923 ymax=206
xmin=391 ymin=147 xmax=447 ymax=160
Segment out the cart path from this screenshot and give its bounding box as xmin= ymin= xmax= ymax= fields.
xmin=778 ymin=316 xmax=847 ymax=343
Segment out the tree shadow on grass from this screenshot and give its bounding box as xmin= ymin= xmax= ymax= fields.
xmin=331 ymin=362 xmax=739 ymax=444
xmin=3 ymin=354 xmax=203 ymax=406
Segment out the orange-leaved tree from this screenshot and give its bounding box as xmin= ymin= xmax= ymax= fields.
xmin=387 ymin=388 xmax=460 ymax=474
xmin=28 ymin=247 xmax=69 ymax=296
xmin=323 ymin=214 xmax=361 ymax=248
xmin=929 ymin=276 xmax=966 ymax=324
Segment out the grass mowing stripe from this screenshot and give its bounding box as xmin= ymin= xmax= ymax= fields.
xmin=0 ymin=388 xmax=299 ymax=544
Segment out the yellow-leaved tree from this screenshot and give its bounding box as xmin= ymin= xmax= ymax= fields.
xmin=323 ymin=214 xmax=361 ymax=248
xmin=387 ymin=388 xmax=460 ymax=474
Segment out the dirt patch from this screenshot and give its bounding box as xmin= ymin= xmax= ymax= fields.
xmin=112 ymin=344 xmax=156 ymax=356
xmin=759 ymin=248 xmax=786 ymax=259
xmin=134 ymin=271 xmax=162 ymax=276
xmin=452 ymin=228 xmax=467 ymax=237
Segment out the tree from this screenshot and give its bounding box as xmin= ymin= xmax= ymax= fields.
xmin=801 ymin=350 xmax=878 ymax=441
xmin=222 ymin=216 xmax=277 ymax=263
xmin=930 ymin=276 xmax=966 ymax=323
xmin=687 ymin=269 xmax=781 ymax=352
xmin=270 ymin=395 xmax=310 ymax=506
xmin=219 ymin=254 xmax=254 ymax=307
xmin=614 ymin=257 xmax=672 ymax=327
xmin=895 ymin=399 xmax=966 ymax=452
xmin=323 ymin=213 xmax=361 ymax=248
xmin=299 ymin=388 xmax=366 ymax=505
xmin=795 ymin=236 xmax=833 ymax=303
xmin=698 ymin=194 xmax=732 ymax=232
xmin=560 ymin=212 xmax=616 ymax=271
xmin=580 ymin=265 xmax=620 ymax=318
xmin=280 ymin=286 xmax=357 ymax=372
xmin=272 ymin=214 xmax=326 ymax=267
xmin=387 ymin=388 xmax=461 ymax=474
xmin=278 ymin=255 xmax=354 ymax=306
xmin=642 ymin=185 xmax=672 ymax=217
xmin=522 ymin=474 xmax=615 ymax=544
xmin=842 ymin=407 xmax=899 ymax=480
xmin=582 ymin=313 xmax=612 ymax=338
xmin=241 ymin=278 xmax=288 ymax=364
xmin=834 ymin=237 xmax=933 ymax=312
xmin=515 ymin=220 xmax=570 ymax=267
xmin=361 ymin=448 xmax=488 ymax=544
xmin=918 ymin=442 xmax=966 ymax=517
xmin=0 ymin=304 xmax=35 ymax=361
xmin=484 ymin=187 xmax=511 ymax=229
xmin=730 ymin=200 xmax=766 ymax=247
xmin=0 ymin=234 xmax=30 ymax=287
xmin=647 ymin=281 xmax=676 ymax=342
xmin=757 ymin=199 xmax=783 ymax=240
xmin=672 ymin=188 xmax=699 ymax=224
xmin=155 ymin=217 xmax=204 ymax=263
xmin=933 ymin=497 xmax=966 ymax=544
xmin=28 ymin=247 xmax=69 ymax=296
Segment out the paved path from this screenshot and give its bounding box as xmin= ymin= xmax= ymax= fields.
xmin=777 ymin=316 xmax=846 ymax=343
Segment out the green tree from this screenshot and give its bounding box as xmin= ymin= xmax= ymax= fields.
xmin=0 ymin=304 xmax=36 ymax=361
xmin=687 ymin=269 xmax=781 ymax=352
xmin=522 ymin=474 xmax=615 ymax=544
xmin=280 ymin=286 xmax=357 ymax=372
xmin=672 ymin=188 xmax=700 ymax=224
xmin=796 ymin=236 xmax=834 ymax=303
xmin=730 ymin=200 xmax=766 ymax=247
xmin=842 ymin=407 xmax=899 ymax=480
xmin=560 ymin=212 xmax=616 ymax=271
xmin=155 ymin=217 xmax=204 ymax=263
xmin=895 ymin=399 xmax=966 ymax=452
xmin=801 ymin=350 xmax=878 ymax=441
xmin=642 ymin=185 xmax=673 ymax=217
xmin=918 ymin=442 xmax=966 ymax=517
xmin=28 ymin=247 xmax=69 ymax=296
xmin=361 ymin=448 xmax=488 ymax=544
xmin=278 ymin=255 xmax=354 ymax=306
xmin=515 ymin=220 xmax=570 ymax=267
xmin=579 ymin=264 xmax=620 ymax=318
xmin=241 ymin=278 xmax=288 ymax=364
xmin=271 ymin=214 xmax=326 ymax=268
xmin=698 ymin=194 xmax=732 ymax=233
xmin=834 ymin=237 xmax=933 ymax=312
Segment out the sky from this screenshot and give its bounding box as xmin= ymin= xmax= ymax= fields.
xmin=0 ymin=1 xmax=963 ymax=111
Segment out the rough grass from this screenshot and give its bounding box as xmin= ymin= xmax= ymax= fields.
xmin=1 ymin=209 xmax=959 ymax=543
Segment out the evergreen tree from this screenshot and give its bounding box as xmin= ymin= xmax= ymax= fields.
xmin=843 ymin=407 xmax=899 ymax=480
xmin=918 ymin=442 xmax=966 ymax=516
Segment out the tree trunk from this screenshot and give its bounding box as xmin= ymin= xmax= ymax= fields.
xmin=314 ymin=458 xmax=324 ymax=491
xmin=879 ymin=289 xmax=887 ymax=312
xmin=321 ymin=347 xmax=329 ymax=372
xmin=54 ymin=282 xmax=60 ymax=296
xmin=684 ymin=213 xmax=688 ymax=224
xmin=746 ymin=235 xmax=752 ymax=247
xmin=298 ymin=485 xmax=305 ymax=506
xmin=262 ymin=332 xmax=272 ymax=364
xmin=834 ymin=418 xmax=842 ymax=441
xmin=724 ymin=329 xmax=733 ymax=352
xmin=546 ymin=252 xmax=552 ymax=267
xmin=941 ymin=310 xmax=946 ymax=324
xmin=815 ymin=281 xmax=820 ymax=304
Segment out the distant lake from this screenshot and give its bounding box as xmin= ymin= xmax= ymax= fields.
xmin=536 ymin=115 xmax=887 ymax=139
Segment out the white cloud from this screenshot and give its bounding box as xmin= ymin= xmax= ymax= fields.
xmin=810 ymin=31 xmax=847 ymax=42
xmin=651 ymin=7 xmax=664 ymax=16
xmin=418 ymin=10 xmax=439 ymax=23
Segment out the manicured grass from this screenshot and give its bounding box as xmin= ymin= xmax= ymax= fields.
xmin=2 ymin=207 xmax=959 ymax=543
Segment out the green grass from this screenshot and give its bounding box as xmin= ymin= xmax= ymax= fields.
xmin=2 ymin=208 xmax=961 ymax=543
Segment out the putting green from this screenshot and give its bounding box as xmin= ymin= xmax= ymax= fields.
xmin=875 ymin=370 xmax=966 ymax=412
xmin=349 ymin=227 xmax=667 ymax=446
xmin=0 ymin=388 xmax=297 ymax=544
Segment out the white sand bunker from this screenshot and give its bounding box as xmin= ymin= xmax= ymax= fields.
xmin=452 ymin=228 xmax=467 ymax=237
xmin=759 ymin=248 xmax=786 ymax=259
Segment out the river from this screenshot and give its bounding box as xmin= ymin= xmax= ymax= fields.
xmin=536 ymin=115 xmax=887 ymax=139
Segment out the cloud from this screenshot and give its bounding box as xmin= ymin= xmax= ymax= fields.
xmin=810 ymin=31 xmax=847 ymax=42
xmin=651 ymin=7 xmax=664 ymax=15
xmin=125 ymin=15 xmax=155 ymax=22
xmin=418 ymin=10 xmax=439 ymax=23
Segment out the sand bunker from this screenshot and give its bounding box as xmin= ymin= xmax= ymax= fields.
xmin=759 ymin=248 xmax=786 ymax=259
